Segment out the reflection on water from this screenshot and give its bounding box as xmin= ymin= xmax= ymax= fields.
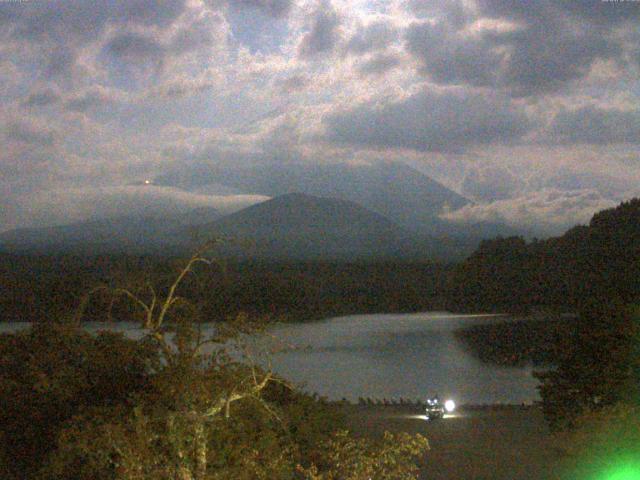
xmin=267 ymin=312 xmax=539 ymax=404
xmin=0 ymin=312 xmax=539 ymax=404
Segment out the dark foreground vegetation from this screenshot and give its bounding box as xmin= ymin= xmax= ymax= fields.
xmin=0 ymin=252 xmax=429 ymax=479
xmin=454 ymin=314 xmax=576 ymax=367
xmin=444 ymin=200 xmax=640 ymax=479
xmin=446 ymin=198 xmax=640 ymax=313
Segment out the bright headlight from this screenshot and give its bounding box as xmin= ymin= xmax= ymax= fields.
xmin=444 ymin=400 xmax=455 ymax=412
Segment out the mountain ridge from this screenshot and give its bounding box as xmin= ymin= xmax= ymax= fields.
xmin=189 ymin=192 xmax=437 ymax=260
xmin=155 ymin=161 xmax=521 ymax=240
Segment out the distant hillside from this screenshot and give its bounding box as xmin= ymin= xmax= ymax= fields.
xmin=191 ymin=192 xmax=460 ymax=260
xmin=0 ymin=254 xmax=452 ymax=323
xmin=156 ymin=161 xmax=517 ymax=239
xmin=0 ymin=193 xmax=473 ymax=261
xmin=446 ymin=198 xmax=640 ymax=312
xmin=0 ymin=208 xmax=221 ymax=254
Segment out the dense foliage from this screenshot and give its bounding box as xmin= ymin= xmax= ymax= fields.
xmin=0 ymin=322 xmax=157 ymax=479
xmin=0 ymin=256 xmax=450 ymax=323
xmin=534 ymin=301 xmax=640 ymax=431
xmin=446 ymin=198 xmax=640 ymax=312
xmin=447 ymin=199 xmax=640 ymax=434
xmin=0 ymin=252 xmax=430 ymax=479
xmin=454 ymin=315 xmax=575 ymax=366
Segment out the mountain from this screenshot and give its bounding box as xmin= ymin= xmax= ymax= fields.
xmin=0 ymin=192 xmax=477 ymax=260
xmin=189 ymin=193 xmax=464 ymax=260
xmin=155 ymin=162 xmax=511 ymax=237
xmin=0 ymin=208 xmax=221 ymax=254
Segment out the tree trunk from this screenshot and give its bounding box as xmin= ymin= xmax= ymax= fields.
xmin=194 ymin=422 xmax=208 ymax=480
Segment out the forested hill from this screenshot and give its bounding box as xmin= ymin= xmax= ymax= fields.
xmin=446 ymin=198 xmax=640 ymax=312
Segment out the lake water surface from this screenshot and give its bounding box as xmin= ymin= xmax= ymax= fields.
xmin=268 ymin=312 xmax=539 ymax=404
xmin=1 ymin=312 xmax=540 ymax=404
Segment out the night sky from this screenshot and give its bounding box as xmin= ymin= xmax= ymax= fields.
xmin=1 ymin=0 xmax=639 ymax=234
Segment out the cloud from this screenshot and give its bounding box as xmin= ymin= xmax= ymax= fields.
xmin=169 ymin=10 xmax=222 ymax=54
xmin=140 ymin=78 xmax=217 ymax=101
xmin=4 ymin=119 xmax=57 ymax=147
xmin=298 ymin=1 xmax=341 ymax=58
xmin=323 ymin=89 xmax=531 ymax=153
xmin=22 ymin=88 xmax=61 ymax=107
xmin=441 ymin=188 xmax=618 ymax=236
xmin=405 ymin=20 xmax=501 ymax=88
xmin=0 ymin=0 xmax=188 ymax=83
xmin=478 ymin=0 xmax=640 ymax=27
xmin=461 ymin=165 xmax=524 ymax=202
xmin=41 ymin=48 xmax=79 ymax=80
xmin=345 ymin=20 xmax=399 ymax=54
xmin=406 ymin=0 xmax=471 ymax=27
xmin=490 ymin=22 xmax=616 ymax=96
xmin=65 ymin=85 xmax=124 ymax=112
xmin=404 ymin=0 xmax=635 ymax=96
xmin=230 ymin=0 xmax=293 ymax=18
xmin=476 ymin=0 xmax=636 ymax=95
xmin=0 ymin=0 xmax=187 ymax=42
xmin=527 ymin=169 xmax=638 ymax=201
xmin=357 ymin=53 xmax=401 ymax=76
xmin=275 ymin=75 xmax=309 ymax=93
xmin=548 ymin=105 xmax=640 ymax=145
xmin=103 ymin=32 xmax=166 ymax=69
xmin=0 ymin=117 xmax=61 ymax=179
xmin=7 ymin=185 xmax=270 ymax=231
xmin=0 ymin=0 xmax=638 ymax=236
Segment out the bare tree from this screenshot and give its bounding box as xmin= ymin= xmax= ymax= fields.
xmin=74 ymin=242 xmax=286 ymax=479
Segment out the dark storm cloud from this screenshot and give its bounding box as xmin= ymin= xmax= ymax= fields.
xmin=101 ymin=14 xmax=219 ymax=77
xmin=276 ymin=75 xmax=310 ymax=93
xmin=169 ymin=14 xmax=220 ymax=54
xmin=324 ymin=89 xmax=531 ymax=153
xmin=345 ymin=21 xmax=399 ymax=54
xmin=0 ymin=0 xmax=186 ymax=42
xmin=65 ymin=87 xmax=120 ymax=113
xmin=489 ymin=22 xmax=617 ymax=96
xmin=1 ymin=119 xmax=59 ymax=178
xmin=357 ymin=53 xmax=401 ymax=76
xmin=5 ymin=120 xmax=57 ymax=147
xmin=298 ymin=1 xmax=341 ymax=58
xmin=405 ymin=0 xmax=635 ymax=96
xmin=22 ymin=89 xmax=61 ymax=108
xmin=105 ymin=33 xmax=165 ymax=64
xmin=0 ymin=0 xmax=187 ymax=81
xmin=41 ymin=48 xmax=78 ymax=80
xmin=478 ymin=0 xmax=637 ymax=92
xmin=142 ymin=79 xmax=216 ymax=101
xmin=478 ymin=0 xmax=640 ymax=26
xmin=549 ymin=106 xmax=640 ymax=145
xmin=101 ymin=33 xmax=169 ymax=80
xmin=406 ymin=0 xmax=470 ymax=27
xmin=231 ymin=0 xmax=293 ymax=18
xmin=405 ymin=21 xmax=500 ymax=88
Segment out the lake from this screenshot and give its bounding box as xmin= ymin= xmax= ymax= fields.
xmin=268 ymin=312 xmax=540 ymax=404
xmin=0 ymin=312 xmax=540 ymax=404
